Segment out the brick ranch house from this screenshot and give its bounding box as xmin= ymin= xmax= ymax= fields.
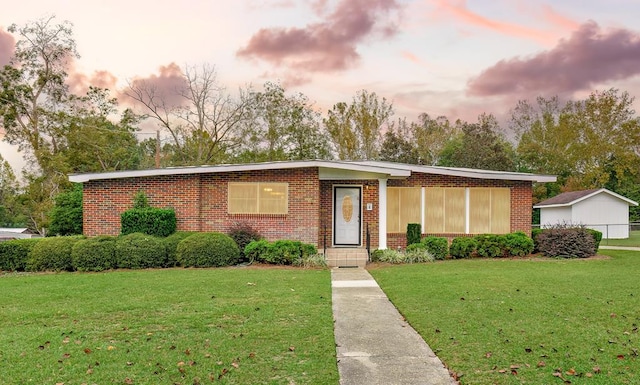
xmin=69 ymin=160 xmax=555 ymax=264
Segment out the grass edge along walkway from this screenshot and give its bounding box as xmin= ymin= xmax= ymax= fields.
xmin=369 ymin=250 xmax=639 ymax=385
xmin=0 ymin=267 xmax=339 ymax=385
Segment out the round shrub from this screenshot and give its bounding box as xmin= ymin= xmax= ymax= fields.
xmin=163 ymin=231 xmax=197 ymax=267
xmin=404 ymin=248 xmax=434 ymax=263
xmin=115 ymin=233 xmax=167 ymax=269
xmin=504 ymin=232 xmax=534 ymax=257
xmin=421 ymin=236 xmax=448 ymax=260
xmin=474 ymin=234 xmax=506 ymax=258
xmin=72 ymin=236 xmax=117 ymax=272
xmin=176 ymin=232 xmax=240 ymax=268
xmin=27 ymin=236 xmax=84 ymax=272
xmin=244 ymin=239 xmax=270 ymax=263
xmin=449 ymin=237 xmax=477 ymax=259
xmin=0 ymin=238 xmax=42 ymax=272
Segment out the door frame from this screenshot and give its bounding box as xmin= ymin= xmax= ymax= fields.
xmin=332 ymin=185 xmax=363 ymax=246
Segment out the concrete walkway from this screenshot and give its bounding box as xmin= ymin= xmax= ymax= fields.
xmin=599 ymin=245 xmax=640 ymax=251
xmin=332 ymin=268 xmax=457 ymax=385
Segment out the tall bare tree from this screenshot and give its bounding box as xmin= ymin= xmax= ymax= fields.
xmin=126 ymin=64 xmax=253 ymax=166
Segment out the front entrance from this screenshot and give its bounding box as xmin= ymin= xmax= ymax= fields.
xmin=333 ymin=186 xmax=362 ymax=246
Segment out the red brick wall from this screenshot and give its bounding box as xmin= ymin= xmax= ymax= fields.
xmin=83 ymin=168 xmax=320 ymax=245
xmin=385 ymin=174 xmax=533 ymax=249
xmin=82 ymin=168 xmax=532 ymax=250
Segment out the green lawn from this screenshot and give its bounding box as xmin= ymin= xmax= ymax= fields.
xmin=369 ymin=251 xmax=639 ymax=385
xmin=601 ymin=230 xmax=640 ymax=247
xmin=0 ymin=268 xmax=339 ymax=384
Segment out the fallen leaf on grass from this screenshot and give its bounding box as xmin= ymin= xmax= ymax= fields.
xmin=484 ymin=352 xmax=492 ymax=358
xmin=84 ymin=348 xmax=92 ymax=354
xmin=537 ymin=361 xmax=546 ymax=367
xmin=107 ymin=345 xmax=116 ymax=351
xmin=289 ymin=346 xmax=295 ymax=352
xmin=249 ymin=352 xmax=256 ymax=358
xmin=593 ymin=366 xmax=601 ymax=373
xmin=124 ymin=378 xmax=133 ymax=384
xmin=247 ymin=282 xmax=256 ymax=286
xmin=231 ymin=362 xmax=239 ymax=368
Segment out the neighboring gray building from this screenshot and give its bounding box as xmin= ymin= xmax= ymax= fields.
xmin=534 ymin=188 xmax=638 ymax=239
xmin=0 ymin=228 xmax=40 ymax=241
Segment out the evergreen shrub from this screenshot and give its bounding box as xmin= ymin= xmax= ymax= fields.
xmin=504 ymin=232 xmax=534 ymax=257
xmin=115 ymin=233 xmax=167 ymax=269
xmin=449 ymin=237 xmax=477 ymax=259
xmin=27 ymin=236 xmax=83 ymax=272
xmin=121 ymin=208 xmax=177 ymax=237
xmin=0 ymin=238 xmax=42 ymax=271
xmin=474 ymin=234 xmax=506 ymax=258
xmin=406 ymin=223 xmax=421 ymax=246
xmin=420 ymin=236 xmax=449 ymax=260
xmin=176 ymin=232 xmax=240 ymax=268
xmin=163 ymin=231 xmax=197 ymax=267
xmin=72 ymin=236 xmax=117 ymax=272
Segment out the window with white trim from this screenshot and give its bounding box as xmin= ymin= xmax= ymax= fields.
xmin=228 ymin=182 xmax=288 ymax=214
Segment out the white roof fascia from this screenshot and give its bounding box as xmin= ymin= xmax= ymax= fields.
xmin=355 ymin=161 xmax=557 ymax=183
xmin=69 ymin=160 xmax=410 ymax=183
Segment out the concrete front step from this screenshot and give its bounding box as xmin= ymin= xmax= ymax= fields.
xmin=323 ymin=248 xmax=369 ymax=268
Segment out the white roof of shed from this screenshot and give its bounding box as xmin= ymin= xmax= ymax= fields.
xmin=69 ymin=160 xmax=557 ymax=183
xmin=533 ymin=188 xmax=639 ymax=208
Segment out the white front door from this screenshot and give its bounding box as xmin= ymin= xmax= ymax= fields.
xmin=334 ymin=186 xmax=361 ymax=246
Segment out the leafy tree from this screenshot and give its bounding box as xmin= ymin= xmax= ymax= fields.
xmin=48 ymin=183 xmax=82 ymax=236
xmin=513 ymin=89 xmax=640 ymax=203
xmin=324 ymin=90 xmax=393 ymax=160
xmin=378 ymin=118 xmax=420 ymax=164
xmin=126 ymin=64 xmax=252 ymax=166
xmin=438 ymin=114 xmax=516 ymax=171
xmin=0 ymin=16 xmax=77 ymax=173
xmin=412 ymin=114 xmax=458 ymax=166
xmin=234 ymin=82 xmax=331 ymax=162
xmin=0 ymin=154 xmax=26 ymax=227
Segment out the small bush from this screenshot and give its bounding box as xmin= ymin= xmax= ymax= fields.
xmin=121 ymin=208 xmax=177 ymax=237
xmin=27 ymin=236 xmax=84 ymax=272
xmin=244 ymin=239 xmax=317 ymax=265
xmin=449 ymin=237 xmax=477 ymax=259
xmin=421 ymin=236 xmax=448 ymax=260
xmin=176 ymin=232 xmax=240 ymax=268
xmin=292 ymin=254 xmax=328 ymax=268
xmin=585 ymin=229 xmax=603 ymax=252
xmin=370 ymin=248 xmax=405 ymax=264
xmin=504 ymin=232 xmax=534 ymax=257
xmin=406 ymin=223 xmax=421 ymax=246
xmin=244 ymin=239 xmax=270 ymax=263
xmin=536 ymin=228 xmax=596 ymax=258
xmin=228 ymin=222 xmax=262 ymax=261
xmin=474 ymin=234 xmax=506 ymax=258
xmin=163 ymin=231 xmax=197 ymax=267
xmin=115 ymin=233 xmax=167 ymax=269
xmin=0 ymin=238 xmax=42 ymax=271
xmin=404 ymin=248 xmax=434 ymax=263
xmin=72 ymin=236 xmax=117 ymax=272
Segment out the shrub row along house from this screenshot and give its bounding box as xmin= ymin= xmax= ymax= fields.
xmin=69 ymin=160 xmax=555 ymax=266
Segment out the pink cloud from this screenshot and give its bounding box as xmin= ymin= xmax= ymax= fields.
xmin=121 ymin=63 xmax=188 ymax=109
xmin=541 ymin=4 xmax=580 ymax=31
xmin=433 ymin=0 xmax=562 ymax=45
xmin=467 ymin=21 xmax=640 ymax=97
xmin=237 ymin=0 xmax=402 ymax=75
xmin=67 ymin=63 xmax=119 ymax=96
xmin=0 ymin=28 xmax=15 ymax=66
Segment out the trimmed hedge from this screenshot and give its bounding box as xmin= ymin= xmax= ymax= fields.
xmin=0 ymin=238 xmax=42 ymax=272
xmin=406 ymin=223 xmax=421 ymax=246
xmin=536 ymin=228 xmax=595 ymax=258
xmin=163 ymin=231 xmax=197 ymax=267
xmin=585 ymin=229 xmax=603 ymax=252
xmin=121 ymin=208 xmax=177 ymax=237
xmin=449 ymin=237 xmax=477 ymax=259
xmin=474 ymin=234 xmax=505 ymax=258
xmin=27 ymin=236 xmax=84 ymax=272
xmin=72 ymin=236 xmax=117 ymax=272
xmin=420 ymin=236 xmax=448 ymax=260
xmin=504 ymin=232 xmax=534 ymax=257
xmin=244 ymin=239 xmax=317 ymax=265
xmin=176 ymin=232 xmax=240 ymax=268
xmin=115 ymin=233 xmax=167 ymax=269
xmin=531 ymin=228 xmax=544 ymax=253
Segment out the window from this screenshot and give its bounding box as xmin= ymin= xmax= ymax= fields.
xmin=387 ymin=187 xmax=421 ymax=232
xmin=228 ymin=182 xmax=288 ymax=214
xmin=424 ymin=188 xmax=465 ymax=233
xmin=469 ymin=188 xmax=510 ymax=234
xmin=424 ymin=187 xmax=511 ymax=234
